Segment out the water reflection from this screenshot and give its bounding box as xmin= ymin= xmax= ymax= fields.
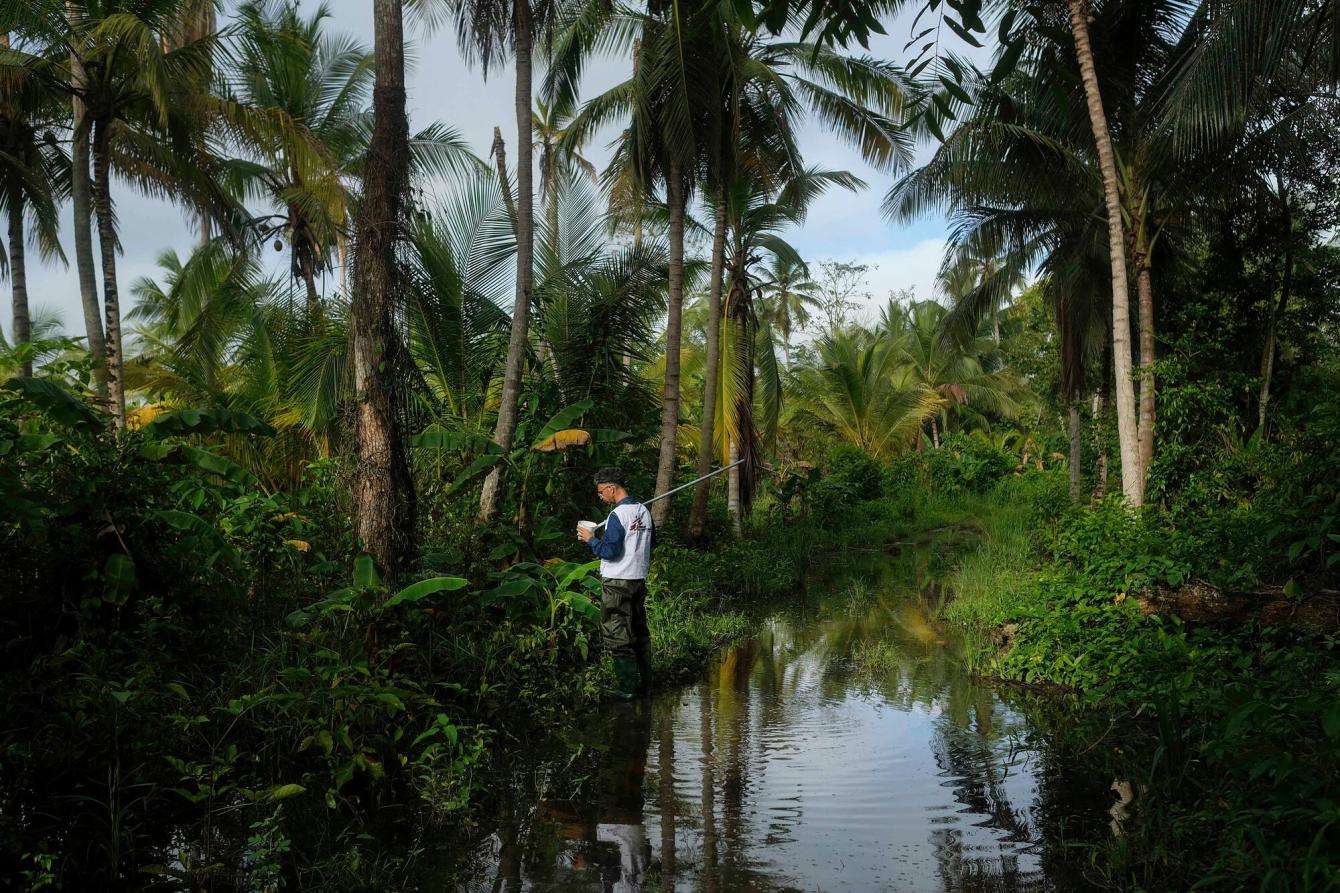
xmin=464 ymin=569 xmax=1109 ymax=891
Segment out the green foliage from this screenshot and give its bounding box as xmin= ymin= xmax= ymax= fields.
xmin=935 ymin=471 xmax=1340 ymax=890
xmin=921 ymin=432 xmax=1015 ymax=495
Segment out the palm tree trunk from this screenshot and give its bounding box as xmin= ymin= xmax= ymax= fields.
xmin=301 ymin=253 xmax=320 ymax=311
xmin=727 ymin=439 xmax=741 ymax=537
xmin=1066 ymin=0 xmax=1142 ymax=507
xmin=338 ymin=235 xmax=348 ymax=294
xmin=490 ymin=126 xmax=518 ymax=225
xmin=1258 ymin=198 xmax=1294 ymax=433
xmin=1068 ymin=400 xmax=1082 ymax=503
xmin=66 ymin=8 xmax=106 ymax=395
xmin=91 ymin=119 xmax=125 ymax=428
xmin=689 ymin=195 xmax=727 ymax=539
xmin=652 ymin=161 xmax=686 ymax=528
xmin=479 ymin=1 xmax=534 ymax=523
xmin=546 ymin=159 xmax=560 ymax=261
xmin=1135 ymin=261 xmax=1155 ymax=484
xmin=9 ymin=198 xmax=31 ymax=377
xmin=1091 ymin=391 xmax=1108 ymax=500
xmin=351 ymin=0 xmax=416 ymax=578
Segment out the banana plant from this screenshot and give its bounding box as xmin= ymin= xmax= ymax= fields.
xmin=416 ymin=397 xmax=628 ymax=520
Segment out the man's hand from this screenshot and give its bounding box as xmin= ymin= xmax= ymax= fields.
xmin=576 ymin=524 xmax=593 ymax=543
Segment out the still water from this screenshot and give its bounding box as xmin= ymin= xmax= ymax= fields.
xmin=460 ymin=566 xmax=1115 ymax=892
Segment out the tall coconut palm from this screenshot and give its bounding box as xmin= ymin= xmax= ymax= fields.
xmin=13 ymin=0 xmax=221 ymax=428
xmin=224 ymin=0 xmax=374 ymax=309
xmin=554 ymin=0 xmax=718 ymax=528
xmin=451 ymin=0 xmax=556 ymax=522
xmin=714 ymin=168 xmax=861 ymax=532
xmin=59 ymin=1 xmax=106 ymax=396
xmin=0 ymin=34 xmax=66 ymax=379
xmin=532 ymin=96 xmax=596 ymax=261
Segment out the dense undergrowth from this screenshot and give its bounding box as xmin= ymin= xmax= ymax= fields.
xmin=0 ymin=382 xmax=812 ymax=889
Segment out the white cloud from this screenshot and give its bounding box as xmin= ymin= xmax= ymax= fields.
xmin=834 ymin=238 xmax=948 ymax=325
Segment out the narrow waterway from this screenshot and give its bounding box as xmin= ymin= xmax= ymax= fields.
xmin=459 ymin=558 xmax=1118 ymax=891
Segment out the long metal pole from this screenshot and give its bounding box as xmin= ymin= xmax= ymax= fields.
xmin=642 ymin=458 xmax=743 ymax=507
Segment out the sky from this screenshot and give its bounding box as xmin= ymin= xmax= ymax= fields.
xmin=16 ymin=0 xmax=967 ymax=344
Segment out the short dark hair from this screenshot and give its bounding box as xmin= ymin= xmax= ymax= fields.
xmin=593 ymin=466 xmax=626 ymax=487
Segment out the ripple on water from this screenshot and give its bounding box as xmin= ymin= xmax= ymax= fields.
xmin=458 ymin=591 xmax=1108 ymax=892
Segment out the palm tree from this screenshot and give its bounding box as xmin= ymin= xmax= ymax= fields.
xmin=936 ymin=245 xmax=1025 ymax=346
xmin=61 ymin=1 xmax=107 ymax=397
xmin=532 ymin=96 xmax=596 ymax=261
xmin=14 ymin=0 xmax=221 ymax=428
xmin=1062 ymin=0 xmax=1141 ymax=504
xmin=126 ymin=243 xmax=324 ymax=486
xmin=788 ymin=329 xmax=939 ymax=460
xmin=0 ymin=34 xmax=65 ymax=379
xmin=546 ymin=0 xmax=910 ymax=532
xmin=716 ymin=168 xmax=861 ymax=532
xmin=756 ymin=254 xmax=820 ymax=361
xmin=451 ymin=0 xmax=555 ymax=522
xmin=879 ymin=298 xmax=1019 ymax=446
xmin=351 ymin=0 xmax=415 ymax=577
xmin=554 ymin=0 xmax=719 ymax=528
xmin=224 ymin=0 xmax=373 ymax=309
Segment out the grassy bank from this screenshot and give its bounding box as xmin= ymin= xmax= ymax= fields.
xmin=900 ymin=470 xmax=1340 ymax=890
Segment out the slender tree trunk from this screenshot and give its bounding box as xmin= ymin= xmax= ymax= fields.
xmin=1135 ymin=260 xmax=1155 ymax=485
xmin=1068 ymin=401 xmax=1082 ymax=503
xmin=930 ymin=416 xmax=940 ymax=448
xmin=1067 ymin=0 xmax=1142 ymax=507
xmin=338 ymin=235 xmax=348 ymax=294
xmin=66 ymin=8 xmax=106 ymax=394
xmin=689 ymin=195 xmax=727 ymax=539
xmin=726 ymin=439 xmax=741 ymax=537
xmin=652 ymin=162 xmax=686 ymax=528
xmin=351 ymin=0 xmax=416 ymax=578
xmin=479 ymin=4 xmax=534 ymax=522
xmin=91 ymin=120 xmax=125 ymax=428
xmin=9 ymin=199 xmax=31 ymax=377
xmin=301 ymin=258 xmax=320 ymax=311
xmin=1258 ymin=200 xmax=1295 ymax=433
xmin=490 ymin=126 xmax=518 ymax=225
xmin=1091 ymin=392 xmax=1108 ymax=500
xmin=546 ymin=158 xmax=560 ymax=261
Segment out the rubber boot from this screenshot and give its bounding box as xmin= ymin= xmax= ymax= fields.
xmin=634 ymin=648 xmax=653 ymax=698
xmin=611 ymin=657 xmax=639 ymax=702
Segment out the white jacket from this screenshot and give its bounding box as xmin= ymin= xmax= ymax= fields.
xmin=588 ymin=498 xmax=654 ymax=580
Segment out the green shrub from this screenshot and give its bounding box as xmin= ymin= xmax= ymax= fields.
xmin=922 ymin=433 xmax=1015 ymax=494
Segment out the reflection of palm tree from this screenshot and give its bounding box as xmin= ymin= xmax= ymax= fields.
xmin=699 ymin=681 xmax=719 ymax=893
xmin=655 ymin=702 xmax=676 ymax=891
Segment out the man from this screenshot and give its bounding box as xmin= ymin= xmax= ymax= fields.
xmin=576 ymin=467 xmax=654 ymax=699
